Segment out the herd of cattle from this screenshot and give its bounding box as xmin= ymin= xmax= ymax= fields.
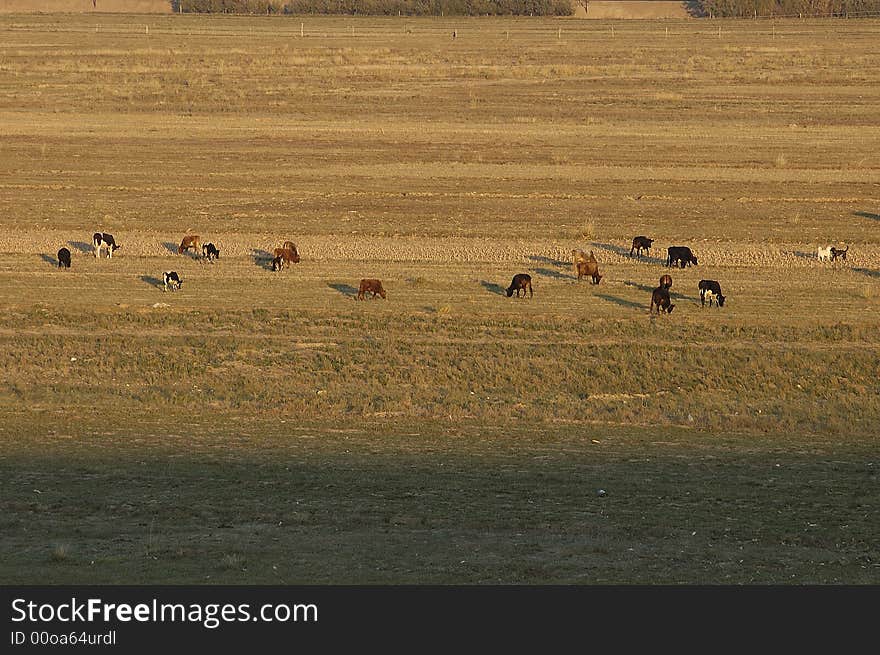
xmin=52 ymin=231 xmax=850 ymax=312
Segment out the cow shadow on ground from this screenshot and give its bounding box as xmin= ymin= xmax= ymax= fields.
xmin=479 ymin=281 xmax=507 ymax=296
xmin=162 ymin=242 xmax=180 ymax=255
xmin=527 ymin=254 xmax=568 ymax=268
xmin=591 ymin=241 xmax=665 ymax=266
xmin=791 ymin=250 xmax=818 ymax=261
xmin=40 ymin=254 xmax=58 ymax=267
xmin=68 ymin=241 xmax=93 ymax=254
xmin=328 ymin=283 xmax=358 ymax=298
xmin=854 ymin=211 xmax=880 ymax=222
xmin=251 ymin=249 xmax=274 ymax=270
xmin=532 ymin=267 xmax=576 ymax=281
xmin=853 ymin=267 xmax=880 ymax=280
xmin=140 ymin=275 xmax=164 ymax=290
xmin=596 ymin=294 xmax=644 ymax=310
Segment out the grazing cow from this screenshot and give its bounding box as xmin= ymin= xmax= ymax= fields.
xmin=650 ymin=286 xmax=674 ymax=315
xmin=667 ymin=246 xmax=698 ymax=268
xmin=271 ymin=255 xmax=284 ymax=272
xmin=630 ymin=236 xmax=654 ymax=258
xmin=698 ymin=280 xmax=725 ymax=308
xmin=817 ymin=245 xmax=833 ymax=262
xmin=163 ymin=271 xmax=182 ymax=292
xmin=576 ymin=251 xmax=603 ymax=284
xmin=57 ymin=247 xmax=71 ymax=269
xmin=282 ymin=241 xmax=301 ymax=263
xmin=93 ymin=232 xmax=120 ymax=258
xmin=831 ymin=246 xmax=848 ymax=262
xmin=202 ymin=242 xmax=220 ymax=262
xmin=659 ymin=274 xmax=672 ymax=289
xmin=572 ymin=249 xmax=590 ymax=275
xmin=178 ymin=235 xmax=201 ymax=256
xmin=357 ymin=279 xmax=386 ymax=300
xmin=273 ymin=245 xmax=300 ymax=267
xmin=506 ymin=273 xmax=533 ymax=298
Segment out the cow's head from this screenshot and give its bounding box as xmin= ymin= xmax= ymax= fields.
xmin=506 ymin=286 xmax=515 ymax=297
xmin=690 ymin=256 xmax=698 ymax=266
xmin=378 ymin=288 xmax=387 ymax=299
xmin=667 ymin=303 xmax=675 ymax=313
xmin=716 ymin=294 xmax=725 ymax=307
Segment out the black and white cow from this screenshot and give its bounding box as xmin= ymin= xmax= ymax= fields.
xmin=202 ymin=242 xmax=220 ymax=262
xmin=57 ymin=247 xmax=71 ymax=269
xmin=698 ymin=280 xmax=725 ymax=308
xmin=163 ymin=271 xmax=182 ymax=292
xmin=93 ymin=232 xmax=120 ymax=258
xmin=667 ymin=246 xmax=697 ymax=268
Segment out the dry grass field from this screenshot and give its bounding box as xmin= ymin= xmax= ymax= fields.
xmin=0 ymin=14 xmax=878 ymax=584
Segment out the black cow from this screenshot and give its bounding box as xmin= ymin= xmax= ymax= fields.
xmin=630 ymin=236 xmax=654 ymax=258
xmin=57 ymin=247 xmax=71 ymax=268
xmin=667 ymin=246 xmax=697 ymax=268
xmin=698 ymin=280 xmax=725 ymax=308
xmin=506 ymin=273 xmax=533 ymax=298
xmin=93 ymin=232 xmax=120 ymax=258
xmin=202 ymin=242 xmax=220 ymax=262
xmin=650 ymin=286 xmax=674 ymax=314
xmin=163 ymin=271 xmax=182 ymax=292
xmin=831 ymin=246 xmax=848 ymax=262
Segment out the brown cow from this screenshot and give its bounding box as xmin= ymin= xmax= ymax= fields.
xmin=358 ymin=279 xmax=386 ymax=300
xmin=178 ymin=234 xmax=201 ymax=256
xmin=650 ymin=286 xmax=675 ymax=315
xmin=576 ymin=251 xmax=602 ymax=284
xmin=272 ymin=247 xmax=300 ymax=267
xmin=572 ymin=249 xmax=590 ymax=275
xmin=659 ymin=274 xmax=672 ymax=289
xmin=281 ymin=241 xmax=301 ymax=263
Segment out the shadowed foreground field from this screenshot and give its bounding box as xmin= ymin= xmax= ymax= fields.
xmin=0 ymin=14 xmax=878 ymax=584
xmin=1 ymin=418 xmax=877 ymax=584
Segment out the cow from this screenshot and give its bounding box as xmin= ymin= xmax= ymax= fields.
xmin=667 ymin=246 xmax=697 ymax=268
xmin=576 ymin=252 xmax=603 ymax=284
xmin=57 ymin=247 xmax=71 ymax=269
xmin=631 ymin=236 xmax=654 ymax=258
xmin=273 ymin=245 xmax=300 ymax=267
xmin=506 ymin=273 xmax=533 ymax=298
xmin=817 ymin=246 xmax=833 ymax=262
xmin=357 ymin=279 xmax=386 ymax=300
xmin=650 ymin=286 xmax=674 ymax=314
xmin=698 ymin=280 xmax=725 ymax=308
xmin=178 ymin=235 xmax=201 ymax=256
xmin=271 ymin=255 xmax=284 ymax=272
xmin=659 ymin=274 xmax=672 ymax=289
xmin=831 ymin=246 xmax=848 ymax=262
xmin=572 ymin=249 xmax=590 ymax=275
xmin=163 ymin=271 xmax=182 ymax=292
xmin=202 ymin=242 xmax=220 ymax=262
xmin=282 ymin=241 xmax=301 ymax=263
xmin=93 ymin=232 xmax=120 ymax=258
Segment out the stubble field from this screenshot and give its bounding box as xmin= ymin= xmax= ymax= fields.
xmin=0 ymin=14 xmax=877 ymax=584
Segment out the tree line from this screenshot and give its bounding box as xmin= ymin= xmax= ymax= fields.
xmin=172 ymin=0 xmax=573 ymax=15
xmin=696 ymin=0 xmax=880 ymax=17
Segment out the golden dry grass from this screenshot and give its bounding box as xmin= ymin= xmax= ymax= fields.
xmin=0 ymin=14 xmax=878 ymax=584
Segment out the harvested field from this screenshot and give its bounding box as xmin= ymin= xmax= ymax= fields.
xmin=0 ymin=14 xmax=878 ymax=585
